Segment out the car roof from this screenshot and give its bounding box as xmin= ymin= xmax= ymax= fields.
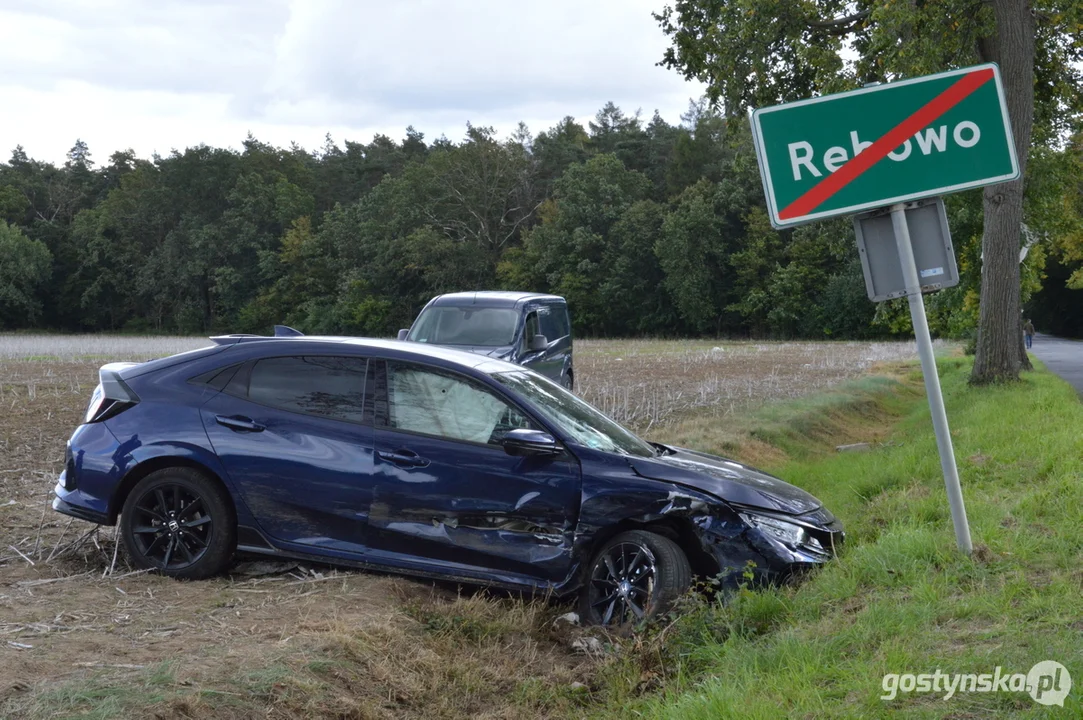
xmin=206 ymin=336 xmax=525 ymax=375
xmin=427 ymin=291 xmax=564 ymax=308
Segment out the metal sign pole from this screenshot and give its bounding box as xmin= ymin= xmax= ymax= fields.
xmin=890 ymin=203 xmax=973 ymax=554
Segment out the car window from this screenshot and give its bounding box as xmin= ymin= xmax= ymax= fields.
xmin=385 ymin=362 xmax=534 ymax=445
xmin=537 ymin=305 xmax=560 ymax=340
xmin=523 ymin=311 xmax=541 ymax=348
xmin=555 ymin=304 xmax=571 ymax=338
xmin=247 ymin=356 xmax=368 ymax=424
xmin=492 ymin=370 xmax=655 ymax=457
xmin=407 ymin=306 xmax=520 ymax=346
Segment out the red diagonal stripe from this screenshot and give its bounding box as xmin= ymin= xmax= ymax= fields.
xmin=778 ymin=67 xmax=995 ymax=221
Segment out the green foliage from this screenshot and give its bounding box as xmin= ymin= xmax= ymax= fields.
xmin=516 ymin=154 xmax=655 ymax=334
xmin=656 ymin=0 xmax=1080 ymax=143
xmin=0 ymin=221 xmax=51 ymax=327
xmin=8 ymin=92 xmax=1073 ymax=339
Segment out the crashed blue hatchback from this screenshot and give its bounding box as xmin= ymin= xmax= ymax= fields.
xmin=53 ymin=332 xmax=843 ymax=626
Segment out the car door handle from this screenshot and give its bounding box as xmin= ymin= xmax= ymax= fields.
xmin=215 ymin=415 xmax=265 ymax=432
xmin=377 ymin=449 xmax=429 ymax=468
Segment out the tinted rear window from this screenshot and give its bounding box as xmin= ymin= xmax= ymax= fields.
xmin=248 ymin=356 xmax=368 ymax=423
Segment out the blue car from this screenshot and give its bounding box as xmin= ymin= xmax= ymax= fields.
xmin=54 ymin=333 xmax=843 ymax=625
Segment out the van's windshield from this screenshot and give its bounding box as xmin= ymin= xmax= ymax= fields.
xmin=407 ymin=306 xmax=520 ymax=347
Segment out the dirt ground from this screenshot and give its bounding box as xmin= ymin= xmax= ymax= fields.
xmin=0 ymin=338 xmax=920 ymax=718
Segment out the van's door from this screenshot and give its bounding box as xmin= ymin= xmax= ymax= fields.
xmin=538 ymin=302 xmax=572 ymax=385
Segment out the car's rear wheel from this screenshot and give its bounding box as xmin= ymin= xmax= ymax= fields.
xmin=120 ymin=468 xmax=235 ymax=579
xmin=579 ymin=530 xmax=691 ymax=626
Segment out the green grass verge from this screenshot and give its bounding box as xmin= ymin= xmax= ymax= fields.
xmin=625 ymin=357 xmax=1083 ymax=718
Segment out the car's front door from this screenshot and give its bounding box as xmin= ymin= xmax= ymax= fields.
xmin=367 ymin=359 xmax=581 ymax=583
xmin=201 ymin=355 xmax=375 ymax=555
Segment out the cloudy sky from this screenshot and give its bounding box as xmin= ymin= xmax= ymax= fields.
xmin=0 ymin=0 xmax=707 ymax=165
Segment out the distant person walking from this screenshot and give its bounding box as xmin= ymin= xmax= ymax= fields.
xmin=1023 ymin=319 xmax=1035 ymax=349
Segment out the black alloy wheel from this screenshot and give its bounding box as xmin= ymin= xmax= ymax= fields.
xmin=580 ymin=530 xmax=691 ymax=626
xmin=120 ymin=468 xmax=235 ymax=579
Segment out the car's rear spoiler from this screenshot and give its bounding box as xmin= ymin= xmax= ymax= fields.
xmin=86 ymin=363 xmax=142 ymax=423
xmin=209 ymin=325 xmax=304 ymax=346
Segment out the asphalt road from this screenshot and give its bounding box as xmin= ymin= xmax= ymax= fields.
xmin=1029 ymin=333 xmax=1083 ymax=396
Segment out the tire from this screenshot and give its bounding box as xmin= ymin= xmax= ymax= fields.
xmin=120 ymin=467 xmax=236 ymax=579
xmin=578 ymin=530 xmax=692 ymax=626
xmin=561 ymin=372 xmax=574 ymax=391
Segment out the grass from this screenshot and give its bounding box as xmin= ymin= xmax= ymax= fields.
xmin=622 ymin=357 xmax=1083 ymax=718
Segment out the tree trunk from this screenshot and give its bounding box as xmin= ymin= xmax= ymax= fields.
xmin=971 ymin=0 xmax=1035 ymax=384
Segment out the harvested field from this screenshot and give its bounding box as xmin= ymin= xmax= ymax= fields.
xmin=574 ymin=338 xmax=921 ymax=430
xmin=0 ymin=334 xmax=920 ymax=718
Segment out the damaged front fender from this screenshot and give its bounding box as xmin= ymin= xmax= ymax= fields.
xmin=558 ymin=448 xmax=842 ymax=596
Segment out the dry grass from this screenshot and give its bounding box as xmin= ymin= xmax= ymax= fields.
xmin=0 ymin=334 xmax=923 ymax=718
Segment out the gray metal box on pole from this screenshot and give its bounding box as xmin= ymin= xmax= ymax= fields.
xmin=853 ymin=198 xmax=959 ymax=302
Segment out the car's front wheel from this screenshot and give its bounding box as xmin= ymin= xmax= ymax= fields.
xmin=120 ymin=468 xmax=235 ymax=579
xmin=579 ymin=530 xmax=691 ymax=626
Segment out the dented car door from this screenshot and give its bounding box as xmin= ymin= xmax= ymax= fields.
xmin=365 ymin=360 xmax=581 ymax=583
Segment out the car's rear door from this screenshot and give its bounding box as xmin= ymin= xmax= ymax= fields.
xmin=200 ymin=355 xmax=375 ymax=555
xmin=366 ymin=359 xmax=581 ymax=584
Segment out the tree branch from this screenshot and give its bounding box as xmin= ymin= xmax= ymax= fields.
xmin=807 ymin=9 xmax=871 ymax=28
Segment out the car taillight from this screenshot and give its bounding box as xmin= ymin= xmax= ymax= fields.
xmin=61 ymin=441 xmax=76 ymax=490
xmin=85 ymin=384 xmax=105 ymax=423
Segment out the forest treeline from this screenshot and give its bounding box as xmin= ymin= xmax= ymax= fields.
xmin=1 ymin=101 xmax=1080 ymax=338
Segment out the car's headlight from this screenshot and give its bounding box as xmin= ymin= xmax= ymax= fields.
xmin=739 ymin=512 xmax=824 ymax=552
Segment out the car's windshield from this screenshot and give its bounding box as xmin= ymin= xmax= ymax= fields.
xmin=491 ymin=370 xmax=656 ymax=458
xmin=408 ymin=306 xmax=520 ymax=347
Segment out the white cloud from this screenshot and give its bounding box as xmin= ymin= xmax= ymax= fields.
xmin=0 ymin=0 xmax=705 ymax=164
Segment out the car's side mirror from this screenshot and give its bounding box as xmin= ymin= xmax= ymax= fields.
xmin=528 ymin=334 xmax=548 ymax=352
xmin=502 ymin=428 xmax=561 ymax=457
xmin=397 ymin=329 xmax=409 ymax=341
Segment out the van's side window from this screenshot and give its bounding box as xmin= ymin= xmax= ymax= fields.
xmin=537 ymin=305 xmax=558 ymax=340
xmin=523 ymin=311 xmax=541 ymax=348
xmin=540 ymin=304 xmax=569 ymax=340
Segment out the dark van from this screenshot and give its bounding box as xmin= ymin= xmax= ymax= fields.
xmin=398 ymin=292 xmax=574 ymax=389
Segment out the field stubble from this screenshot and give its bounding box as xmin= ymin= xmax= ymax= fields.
xmin=0 ymin=333 xmax=922 ymax=718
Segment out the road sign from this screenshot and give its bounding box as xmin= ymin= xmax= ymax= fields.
xmin=854 ymin=197 xmax=958 ymax=302
xmin=751 ymin=64 xmax=1019 ymax=229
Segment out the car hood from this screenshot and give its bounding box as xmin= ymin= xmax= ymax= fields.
xmin=628 ymin=447 xmax=822 ymax=515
